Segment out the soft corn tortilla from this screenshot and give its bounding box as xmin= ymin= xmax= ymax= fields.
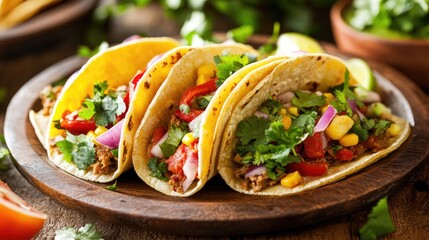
xmin=0 ymin=0 xmax=61 ymax=30
xmin=45 ymin=37 xmax=180 ymax=183
xmin=218 ymin=53 xmax=411 ymax=196
xmin=133 ymin=43 xmax=261 ymax=197
xmin=0 ymin=0 xmax=24 ymax=18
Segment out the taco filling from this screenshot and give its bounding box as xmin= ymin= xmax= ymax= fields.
xmin=233 ymin=71 xmax=403 ymax=192
xmin=51 ymin=69 xmax=146 ymax=175
xmin=147 ymin=52 xmax=256 ymax=193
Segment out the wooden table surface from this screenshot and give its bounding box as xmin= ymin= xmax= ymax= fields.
xmin=1 ymin=35 xmax=429 ymax=240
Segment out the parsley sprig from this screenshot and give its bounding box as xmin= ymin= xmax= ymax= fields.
xmin=56 ymin=132 xmax=95 ymax=170
xmin=78 ymin=81 xmax=126 ymax=127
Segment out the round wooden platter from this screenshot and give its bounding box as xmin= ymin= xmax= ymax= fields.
xmin=0 ymin=0 xmax=98 ymax=55
xmin=4 ymin=50 xmax=429 ymax=236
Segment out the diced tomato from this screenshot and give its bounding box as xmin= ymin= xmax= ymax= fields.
xmin=286 ymin=161 xmax=328 ymax=177
xmin=60 ymin=111 xmax=96 ymax=135
xmin=335 ymin=148 xmax=354 ymax=161
xmin=303 ymin=132 xmax=325 ymax=159
xmin=166 ymin=143 xmax=198 ymax=177
xmin=152 ymin=127 xmax=167 ymax=145
xmin=174 ymin=78 xmax=217 ymax=122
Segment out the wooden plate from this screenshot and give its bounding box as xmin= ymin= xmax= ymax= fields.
xmin=0 ymin=0 xmax=98 ymax=56
xmin=4 ymin=48 xmax=429 ymax=236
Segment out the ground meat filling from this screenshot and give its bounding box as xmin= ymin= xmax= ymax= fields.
xmin=235 ymin=165 xmax=279 ymax=192
xmin=40 ymin=85 xmax=63 ymax=116
xmin=92 ymin=145 xmax=117 ymax=175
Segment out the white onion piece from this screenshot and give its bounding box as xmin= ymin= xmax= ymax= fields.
xmin=277 ymin=91 xmax=294 ymax=104
xmin=182 ymin=153 xmax=198 ymax=192
xmin=95 ymin=120 xmax=124 ymax=149
xmin=314 ymin=105 xmax=337 ymax=133
xmin=189 ymin=113 xmax=204 ymax=133
xmin=254 ymin=111 xmax=269 ymax=119
xmin=150 ymin=132 xmax=169 ymax=159
xmin=245 ymin=165 xmax=266 ymax=178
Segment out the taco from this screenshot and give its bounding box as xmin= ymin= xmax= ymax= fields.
xmin=45 ymin=37 xmax=184 ymax=183
xmin=132 ymin=43 xmax=274 ymax=197
xmin=218 ymin=53 xmax=411 ymax=196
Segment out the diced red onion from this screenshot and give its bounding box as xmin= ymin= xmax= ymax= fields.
xmin=122 ymin=35 xmax=142 ymax=43
xmin=150 ymin=132 xmax=168 ymax=159
xmin=188 ymin=113 xmax=204 ymax=133
xmin=348 ymin=99 xmax=357 ymax=112
xmin=182 ymin=153 xmax=198 ymax=192
xmin=147 ymin=53 xmax=165 ymax=69
xmin=254 ymin=111 xmax=269 ymax=119
xmin=95 ymin=119 xmax=124 ymax=149
xmin=277 ymin=91 xmax=294 ymax=104
xmin=314 ymin=105 xmax=337 ymax=133
xmin=321 ymin=132 xmax=328 ymax=149
xmin=244 ymin=165 xmax=266 ymax=178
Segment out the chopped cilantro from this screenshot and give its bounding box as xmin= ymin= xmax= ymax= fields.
xmin=195 ymin=94 xmax=213 ymax=109
xmin=55 ymin=223 xmax=103 ymax=240
xmin=292 ymin=90 xmax=326 ymax=112
xmin=374 ymin=120 xmax=391 ymax=136
xmin=159 ymin=124 xmax=188 ymax=158
xmin=236 ymin=116 xmax=270 ymax=146
xmin=352 ymin=123 xmax=369 ymax=141
xmin=78 ymin=81 xmax=123 ymax=127
xmin=331 ymin=70 xmax=363 ymax=116
xmin=148 ymin=158 xmax=169 ymax=181
xmin=56 ymin=132 xmax=95 ymax=170
xmin=105 ymin=181 xmax=117 ymax=191
xmin=111 ymin=149 xmax=119 ymax=158
xmin=259 ymin=98 xmax=282 ymax=118
xmin=214 ymin=53 xmax=256 ymax=87
xmin=0 ymin=147 xmax=10 ymax=171
xmin=359 ymin=196 xmax=395 ymax=240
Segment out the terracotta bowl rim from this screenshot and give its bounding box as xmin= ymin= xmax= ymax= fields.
xmin=330 ymin=0 xmax=429 ymax=46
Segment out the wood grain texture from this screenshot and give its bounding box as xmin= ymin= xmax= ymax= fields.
xmin=3 ymin=48 xmax=429 ymax=237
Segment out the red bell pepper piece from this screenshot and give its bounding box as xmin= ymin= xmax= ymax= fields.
xmin=117 ymin=70 xmax=146 ymax=122
xmin=286 ymin=161 xmax=328 ymax=177
xmin=60 ymin=111 xmax=97 ymax=135
xmin=334 ymin=148 xmax=354 ymax=161
xmin=174 ymin=78 xmax=217 ymax=122
xmin=303 ymin=132 xmax=325 ymax=159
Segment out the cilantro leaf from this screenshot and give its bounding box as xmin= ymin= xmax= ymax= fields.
xmin=214 ymin=53 xmax=256 ymax=87
xmin=359 ymin=196 xmax=395 ymax=240
xmin=160 ymin=124 xmax=188 ymax=158
xmin=352 ymin=123 xmax=369 ymax=141
xmin=236 ymin=116 xmax=270 ymax=146
xmin=374 ymin=120 xmax=391 ymax=136
xmin=259 ymin=98 xmax=282 ymax=118
xmin=148 ymin=158 xmax=169 ymax=181
xmin=331 ymin=70 xmax=362 ymax=116
xmin=0 ymin=147 xmax=10 ymax=171
xmin=55 ymin=223 xmax=103 ymax=240
xmin=195 ymin=94 xmax=213 ymax=109
xmin=56 ymin=133 xmax=95 ymax=170
xmin=292 ymin=90 xmax=326 ymax=112
xmin=105 ymin=180 xmax=118 ymax=191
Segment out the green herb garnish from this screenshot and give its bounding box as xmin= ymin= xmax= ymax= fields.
xmin=159 ymin=124 xmax=188 ymax=158
xmin=148 ymin=158 xmax=169 ymax=181
xmin=105 ymin=181 xmax=118 ymax=191
xmin=56 ymin=132 xmax=95 ymax=170
xmin=55 ymin=223 xmax=103 ymax=240
xmin=292 ymin=90 xmax=326 ymax=112
xmin=214 ymin=53 xmax=256 ymax=87
xmin=359 ymin=196 xmax=395 ymax=240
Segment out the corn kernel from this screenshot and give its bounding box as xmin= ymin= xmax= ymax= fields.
xmin=288 ymin=106 xmax=299 ymax=117
xmin=182 ymin=132 xmax=196 ymax=147
xmin=282 ymin=115 xmax=292 ymax=130
xmin=339 ymin=133 xmax=359 ymax=147
xmin=323 ymin=93 xmax=334 ymax=104
xmin=325 ymin=115 xmax=354 ymax=140
xmin=281 ymin=171 xmax=302 ymax=188
xmin=233 ymin=154 xmax=243 ymax=164
xmin=86 ymin=131 xmax=96 ymax=139
xmin=387 ymin=123 xmax=401 ymax=137
xmin=196 ymin=75 xmax=210 ymax=85
xmin=198 ymin=63 xmax=216 ymax=77
xmin=279 ymin=108 xmax=287 ymax=116
xmin=94 ymin=126 xmax=108 ymax=136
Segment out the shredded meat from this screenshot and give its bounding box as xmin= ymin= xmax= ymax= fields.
xmin=235 ymin=166 xmax=278 ymax=192
xmin=92 ymin=145 xmax=117 ymax=175
xmin=349 ymin=133 xmax=390 ymax=156
xmin=40 ymin=85 xmax=63 ymax=116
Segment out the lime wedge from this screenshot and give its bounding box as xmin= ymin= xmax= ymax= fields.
xmin=346 ymin=58 xmax=376 ymax=91
xmin=275 ymin=32 xmax=324 ymax=55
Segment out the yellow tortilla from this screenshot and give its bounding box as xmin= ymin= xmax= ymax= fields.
xmin=218 ymin=53 xmax=411 ymax=196
xmin=46 ymin=37 xmax=180 ymax=183
xmin=0 ymin=0 xmax=24 ymax=18
xmin=132 ymin=43 xmax=258 ymax=197
xmin=0 ymin=0 xmax=61 ymax=30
